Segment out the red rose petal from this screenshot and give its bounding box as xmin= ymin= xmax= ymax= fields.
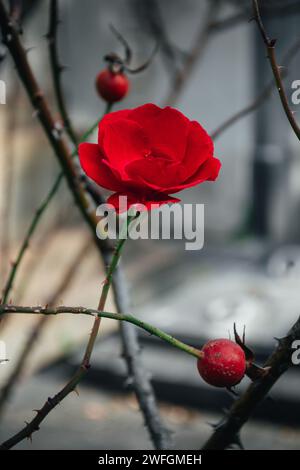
xmin=98 ymin=109 xmax=131 ymax=146
xmin=128 ymin=104 xmax=189 ymax=162
xmin=182 ymin=121 xmax=214 ymax=179
xmin=78 ymin=143 xmax=124 ymax=191
xmin=100 ymin=119 xmax=149 ymax=177
xmin=107 ymin=192 xmax=180 ymax=213
xmin=124 ymin=158 xmax=183 ymax=191
xmin=166 ymin=156 xmax=222 ymax=193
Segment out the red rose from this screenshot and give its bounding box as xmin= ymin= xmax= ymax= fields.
xmin=79 ymin=104 xmax=221 ymax=212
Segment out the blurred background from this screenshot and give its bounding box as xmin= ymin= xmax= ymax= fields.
xmin=1 ymin=0 xmax=300 ymax=449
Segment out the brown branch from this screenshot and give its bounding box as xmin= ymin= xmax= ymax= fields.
xmin=252 ymin=0 xmax=300 ymax=141
xmin=47 ymin=0 xmax=78 ymax=147
xmin=46 ymin=0 xmax=107 ymax=207
xmin=202 ymin=314 xmax=300 ymax=449
xmin=201 ymin=4 xmax=300 ymax=448
xmin=211 ymin=38 xmax=300 ymax=140
xmin=0 ymin=238 xmax=92 ymax=418
xmin=162 ymin=0 xmax=300 ymax=108
xmin=210 ymin=1 xmax=300 ymax=33
xmin=1 ymin=1 xmax=169 ymax=450
xmin=0 ymin=1 xmax=110 ymax=254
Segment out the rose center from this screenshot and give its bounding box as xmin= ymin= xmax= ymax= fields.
xmin=144 ymin=150 xmax=152 ymax=158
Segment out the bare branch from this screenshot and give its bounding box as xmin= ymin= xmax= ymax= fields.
xmin=211 ymin=1 xmax=300 ymax=33
xmin=47 ymin=0 xmax=78 ymax=147
xmin=211 ymin=38 xmax=300 ymax=140
xmin=46 ymin=0 xmax=107 ymax=207
xmin=252 ymin=0 xmax=300 ymax=141
xmin=201 ymin=5 xmax=300 ymax=448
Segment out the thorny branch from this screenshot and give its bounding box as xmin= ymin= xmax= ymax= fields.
xmin=6 ymin=2 xmax=299 ymax=452
xmin=0 ymin=215 xmax=133 ymax=451
xmin=251 ymin=0 xmax=300 ymax=141
xmin=202 ymin=315 xmax=300 ymax=449
xmin=0 ymin=1 xmax=111 ymax=254
xmin=0 ymin=239 xmax=92 ymax=417
xmin=211 ymin=38 xmax=300 ymax=140
xmin=47 ymin=0 xmax=78 ymax=146
xmin=1 ymin=0 xmax=169 ymax=449
xmin=161 ymin=0 xmax=300 ymax=108
xmin=0 ymin=300 xmax=202 ymax=450
xmin=211 ymin=1 xmax=300 ymax=33
xmin=46 ymin=0 xmax=107 ymax=209
xmin=200 ymin=0 xmax=300 ymax=450
xmin=0 ymin=304 xmax=203 ymax=360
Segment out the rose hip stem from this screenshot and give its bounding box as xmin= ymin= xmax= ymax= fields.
xmin=0 ymin=304 xmax=204 ymax=360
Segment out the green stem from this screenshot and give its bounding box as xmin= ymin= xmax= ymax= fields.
xmin=100 ymin=311 xmax=203 ymax=359
xmin=82 ymin=214 xmax=136 ymax=365
xmin=1 ymin=174 xmax=62 ymax=304
xmin=0 ymin=305 xmax=203 ymax=360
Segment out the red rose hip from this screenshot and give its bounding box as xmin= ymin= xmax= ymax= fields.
xmin=96 ymin=69 xmax=129 ymax=103
xmin=197 ymin=339 xmax=246 ymax=388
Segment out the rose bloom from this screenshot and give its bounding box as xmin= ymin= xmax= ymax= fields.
xmin=79 ymin=104 xmax=221 ymax=212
